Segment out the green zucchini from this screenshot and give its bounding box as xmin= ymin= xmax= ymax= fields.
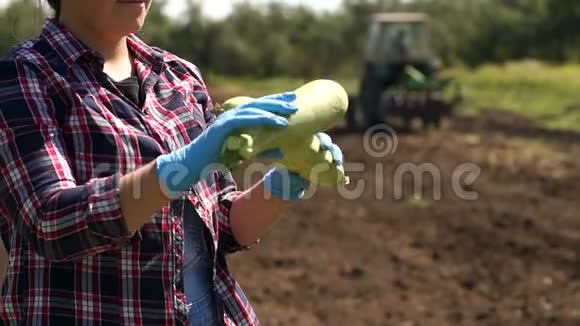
xmin=217 ymin=79 xmax=349 ymax=187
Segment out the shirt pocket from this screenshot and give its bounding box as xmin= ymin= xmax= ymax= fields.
xmin=150 ymin=82 xmax=207 ymax=149
xmin=63 ymin=102 xmax=123 ymax=182
xmin=180 ymin=88 xmax=209 ymax=145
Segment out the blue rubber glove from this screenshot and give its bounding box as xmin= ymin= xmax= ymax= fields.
xmin=156 ymin=92 xmax=298 ymax=199
xmin=261 ymin=132 xmax=344 ymax=201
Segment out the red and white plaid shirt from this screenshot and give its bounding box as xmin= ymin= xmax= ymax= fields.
xmin=0 ymin=19 xmax=259 ymax=325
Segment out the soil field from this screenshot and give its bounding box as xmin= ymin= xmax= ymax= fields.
xmin=226 ymin=110 xmax=580 ymax=326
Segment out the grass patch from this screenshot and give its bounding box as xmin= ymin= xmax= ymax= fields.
xmin=207 ymin=61 xmax=580 ymax=132
xmin=206 ymin=74 xmax=358 ymax=101
xmin=449 ymin=61 xmax=580 ymax=132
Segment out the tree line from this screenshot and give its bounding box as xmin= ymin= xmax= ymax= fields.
xmin=1 ymin=0 xmax=579 ymax=78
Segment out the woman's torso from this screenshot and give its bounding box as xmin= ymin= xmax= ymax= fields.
xmin=0 ymin=19 xmax=241 ymax=326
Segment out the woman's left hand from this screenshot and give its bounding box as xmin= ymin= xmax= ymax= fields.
xmin=261 ymin=132 xmax=344 ymax=201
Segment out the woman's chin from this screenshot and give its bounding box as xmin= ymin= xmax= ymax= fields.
xmin=113 ymin=4 xmax=150 ymax=34
xmin=115 ymin=19 xmax=147 ymax=36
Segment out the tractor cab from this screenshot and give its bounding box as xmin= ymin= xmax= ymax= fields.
xmin=365 ymin=13 xmax=432 ymax=65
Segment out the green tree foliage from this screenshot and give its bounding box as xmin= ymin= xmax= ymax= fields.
xmin=0 ymin=0 xmax=44 ymax=55
xmin=0 ymin=0 xmax=578 ymax=76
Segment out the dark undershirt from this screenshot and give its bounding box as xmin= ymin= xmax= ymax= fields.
xmin=112 ymin=75 xmax=142 ymax=107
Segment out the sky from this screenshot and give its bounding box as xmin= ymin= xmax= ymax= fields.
xmin=0 ymin=0 xmax=343 ymax=19
xmin=187 ymin=0 xmax=342 ymax=19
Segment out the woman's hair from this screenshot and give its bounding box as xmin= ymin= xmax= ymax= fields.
xmin=46 ymin=0 xmax=61 ymax=19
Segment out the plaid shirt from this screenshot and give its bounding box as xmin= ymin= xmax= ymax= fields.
xmin=0 ymin=19 xmax=259 ymax=325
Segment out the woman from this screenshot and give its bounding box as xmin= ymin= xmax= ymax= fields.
xmin=0 ymin=0 xmax=344 ymax=325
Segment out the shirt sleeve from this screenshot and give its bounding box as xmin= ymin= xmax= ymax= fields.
xmin=214 ymin=170 xmax=255 ymax=255
xmin=0 ymin=59 xmax=133 ymax=262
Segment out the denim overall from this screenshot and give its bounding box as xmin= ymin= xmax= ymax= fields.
xmin=182 ymin=202 xmax=224 ymax=325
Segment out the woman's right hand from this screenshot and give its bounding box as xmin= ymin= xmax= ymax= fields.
xmin=156 ymin=92 xmax=298 ymax=199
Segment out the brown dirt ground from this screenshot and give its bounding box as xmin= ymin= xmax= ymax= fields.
xmin=1 ymin=92 xmax=578 ymax=325
xmin=226 ymin=110 xmax=580 ymax=326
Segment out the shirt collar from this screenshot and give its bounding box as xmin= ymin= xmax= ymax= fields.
xmin=40 ymin=18 xmax=165 ymax=74
xmin=127 ymin=33 xmax=165 ymax=76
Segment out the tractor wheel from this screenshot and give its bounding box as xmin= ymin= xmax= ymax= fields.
xmin=346 ymin=96 xmax=357 ymax=130
xmin=346 ymin=96 xmax=367 ymax=131
xmin=421 ymin=97 xmax=446 ymax=129
xmin=421 ymin=114 xmax=441 ymax=130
